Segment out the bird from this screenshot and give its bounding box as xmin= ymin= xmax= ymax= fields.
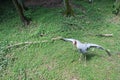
xmin=61 ymin=38 xmax=111 ymax=61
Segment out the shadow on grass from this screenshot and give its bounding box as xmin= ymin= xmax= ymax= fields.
xmin=86 ymin=53 xmax=101 ymax=61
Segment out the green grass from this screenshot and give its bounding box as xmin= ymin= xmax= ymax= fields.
xmin=0 ymin=0 xmax=120 ymax=80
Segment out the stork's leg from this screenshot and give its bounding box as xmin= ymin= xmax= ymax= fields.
xmin=83 ymin=54 xmax=87 ymax=66
xmin=79 ymin=54 xmax=82 ymax=62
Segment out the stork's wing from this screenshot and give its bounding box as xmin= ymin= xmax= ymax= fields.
xmin=61 ymin=38 xmax=75 ymax=42
xmin=86 ymin=43 xmax=111 ymax=56
xmin=86 ymin=43 xmax=103 ymax=50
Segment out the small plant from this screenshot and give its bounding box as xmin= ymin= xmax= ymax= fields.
xmin=0 ymin=41 xmax=9 ymax=73
xmin=113 ymin=0 xmax=120 ymax=15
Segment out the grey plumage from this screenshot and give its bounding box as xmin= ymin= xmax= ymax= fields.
xmin=62 ymin=38 xmax=111 ymax=56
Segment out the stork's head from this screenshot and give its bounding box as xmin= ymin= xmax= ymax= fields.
xmin=72 ymin=40 xmax=77 ymax=46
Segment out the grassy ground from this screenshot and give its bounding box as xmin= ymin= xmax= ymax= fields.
xmin=0 ymin=0 xmax=120 ymax=80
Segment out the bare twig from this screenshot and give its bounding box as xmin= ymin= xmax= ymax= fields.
xmin=96 ymin=34 xmax=113 ymax=37
xmin=6 ymin=36 xmax=63 ymax=49
xmin=51 ymin=36 xmax=62 ymax=41
xmin=6 ymin=40 xmax=48 ymax=49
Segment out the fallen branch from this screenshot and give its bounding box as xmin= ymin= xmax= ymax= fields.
xmin=96 ymin=34 xmax=113 ymax=37
xmin=51 ymin=36 xmax=62 ymax=41
xmin=6 ymin=40 xmax=48 ymax=49
xmin=6 ymin=36 xmax=63 ymax=49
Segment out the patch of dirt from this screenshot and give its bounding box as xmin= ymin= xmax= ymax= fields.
xmin=109 ymin=16 xmax=120 ymax=24
xmin=25 ymin=0 xmax=63 ymax=7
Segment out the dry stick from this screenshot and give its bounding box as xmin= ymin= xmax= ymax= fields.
xmin=51 ymin=36 xmax=62 ymax=41
xmin=16 ymin=43 xmax=31 ymax=51
xmin=6 ymin=40 xmax=48 ymax=49
xmin=96 ymin=34 xmax=113 ymax=37
xmin=6 ymin=36 xmax=63 ymax=49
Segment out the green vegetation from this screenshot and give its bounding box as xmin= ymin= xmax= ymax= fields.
xmin=0 ymin=0 xmax=120 ymax=80
xmin=113 ymin=0 xmax=120 ymax=15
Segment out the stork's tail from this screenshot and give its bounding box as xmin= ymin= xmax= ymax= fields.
xmin=105 ymin=49 xmax=111 ymax=56
xmin=100 ymin=47 xmax=111 ymax=56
